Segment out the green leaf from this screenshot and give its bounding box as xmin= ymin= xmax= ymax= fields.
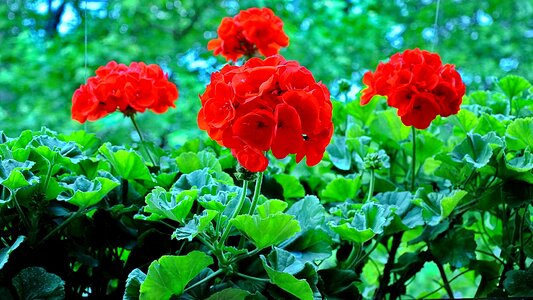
xmin=452 ymin=110 xmax=479 ymax=136
xmin=30 ymin=135 xmax=85 ymax=164
xmin=273 ymin=174 xmax=305 ymax=199
xmin=347 ymin=96 xmax=379 ymax=126
xmin=176 ymin=151 xmax=222 ymax=174
xmin=506 ymin=117 xmax=533 ymax=151
xmin=12 ymin=267 xmax=65 ymax=300
xmin=284 ymin=229 xmax=332 ymax=262
xmin=0 ymin=236 xmax=25 ymax=270
xmin=326 ymin=135 xmax=352 ymax=170
xmin=0 ymin=159 xmax=39 ymax=191
xmin=416 ymin=190 xmax=467 ymax=225
xmin=57 ymin=175 xmax=120 ymax=207
xmin=260 ymin=253 xmax=314 ymax=300
xmin=474 ymin=113 xmax=507 ymax=136
xmin=172 ymin=210 xmax=218 ymax=241
xmin=98 ymin=143 xmax=153 ymax=181
xmin=124 ymin=268 xmax=147 ymax=300
xmin=431 ymin=228 xmax=477 ymax=268
xmin=506 ymin=151 xmax=533 ymax=172
xmin=205 ymin=288 xmax=263 ymax=300
xmin=405 ymin=131 xmax=443 ymax=165
xmin=503 ymin=267 xmax=533 ymax=296
xmin=498 ymin=75 xmax=531 ymax=100
xmin=330 ymin=222 xmax=375 ymax=244
xmin=172 ymin=168 xmax=232 ymax=195
xmin=318 ymin=269 xmax=360 ymax=299
xmin=140 ymin=187 xmax=198 ymax=223
xmin=331 ymin=202 xmax=393 ymax=243
xmin=198 ymin=191 xmax=239 ymax=212
xmin=232 ymin=213 xmax=301 ymax=250
xmin=256 ymin=199 xmax=288 ymax=217
xmin=375 ymin=191 xmax=424 ymax=230
xmin=370 ymin=110 xmax=410 ymax=146
xmin=140 ymin=251 xmax=214 ymax=300
xmin=286 ymin=195 xmax=327 ymax=232
xmin=59 ymin=130 xmax=101 ymax=154
xmin=451 ymin=133 xmax=493 ymax=169
xmin=320 ymin=176 xmax=361 ymax=202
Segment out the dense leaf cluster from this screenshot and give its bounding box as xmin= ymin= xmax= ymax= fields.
xmin=1 ymin=75 xmax=532 ymax=298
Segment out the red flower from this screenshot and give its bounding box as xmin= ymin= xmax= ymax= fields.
xmin=198 ymin=55 xmax=333 ymax=172
xmin=207 ymin=8 xmax=289 ymax=61
xmin=360 ymin=49 xmax=465 ymax=129
xmin=71 ymin=61 xmax=178 ymax=123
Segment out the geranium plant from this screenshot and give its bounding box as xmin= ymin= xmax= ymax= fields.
xmin=1 ymin=4 xmax=532 ymax=300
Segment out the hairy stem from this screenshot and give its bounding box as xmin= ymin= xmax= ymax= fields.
xmin=219 ymin=180 xmax=248 ymax=246
xmin=367 ymin=169 xmax=375 ymax=202
xmin=374 ymin=232 xmax=403 ymax=300
xmin=411 ymin=126 xmax=417 ymax=192
xmin=184 ymin=269 xmax=223 ymax=292
xmin=435 ymin=259 xmax=454 ymax=298
xmin=130 ymin=114 xmax=157 ymax=167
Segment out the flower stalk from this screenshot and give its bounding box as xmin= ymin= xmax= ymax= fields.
xmin=411 ymin=126 xmax=417 ymax=192
xmin=130 ymin=114 xmax=157 ymax=167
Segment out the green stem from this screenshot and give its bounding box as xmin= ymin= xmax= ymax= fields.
xmin=184 ymin=269 xmax=223 ymax=292
xmin=219 ymin=180 xmax=249 ymax=246
xmin=435 ymin=259 xmax=454 ymax=299
xmin=236 ymin=272 xmax=270 ymax=282
xmin=344 ymin=243 xmax=361 ymax=269
xmin=247 ymin=172 xmax=264 ymax=215
xmin=411 ymin=126 xmax=417 ymax=192
xmin=40 ymin=207 xmax=90 ymax=244
xmin=13 ymin=195 xmax=30 ymax=231
xmin=237 ymin=173 xmax=264 ymax=249
xmin=130 ymin=114 xmax=157 ymax=167
xmin=366 ymin=169 xmax=375 ymax=202
xmin=229 ymin=247 xmax=262 ymax=264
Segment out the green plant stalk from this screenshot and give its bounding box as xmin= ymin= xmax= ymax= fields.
xmin=366 ymin=169 xmax=375 ymax=203
xmin=411 ymin=126 xmax=417 ymax=192
xmin=229 ymin=247 xmax=262 ymax=264
xmin=435 ymin=259 xmax=454 ymax=298
xmin=130 ymin=114 xmax=157 ymax=167
xmin=42 ymin=158 xmax=56 ymax=195
xmin=236 ymin=272 xmax=271 ymax=282
xmin=373 ymin=232 xmax=403 ymax=300
xmin=12 ymin=194 xmax=30 ymax=231
xmin=219 ymin=180 xmax=249 ymax=246
xmin=247 ymin=172 xmax=264 ymax=215
xmin=40 ymin=207 xmax=92 ymax=244
xmin=343 ymin=243 xmax=361 ymax=269
xmin=236 ymin=172 xmax=264 ymax=249
xmin=184 ymin=269 xmax=223 ymax=292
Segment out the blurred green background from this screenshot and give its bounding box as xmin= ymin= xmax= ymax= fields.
xmin=1 ymin=0 xmax=532 ymax=146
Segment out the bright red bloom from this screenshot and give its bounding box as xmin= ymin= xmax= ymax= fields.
xmin=207 ymin=8 xmax=289 ymax=61
xmin=198 ymin=55 xmax=333 ymax=172
xmin=71 ymin=61 xmax=178 ymax=123
xmin=360 ymin=49 xmax=465 ymax=129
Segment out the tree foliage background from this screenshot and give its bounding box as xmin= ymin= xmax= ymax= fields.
xmin=1 ymin=0 xmax=532 ymax=144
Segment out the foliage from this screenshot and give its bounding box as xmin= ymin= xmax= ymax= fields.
xmin=0 ymin=75 xmax=532 ymax=298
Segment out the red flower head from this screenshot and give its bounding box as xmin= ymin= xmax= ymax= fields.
xmin=360 ymin=49 xmax=465 ymax=129
xmin=207 ymin=8 xmax=289 ymax=61
xmin=71 ymin=61 xmax=179 ymax=123
xmin=198 ymin=55 xmax=333 ymax=172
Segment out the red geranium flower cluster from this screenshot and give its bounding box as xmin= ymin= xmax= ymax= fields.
xmin=207 ymin=7 xmax=289 ymax=61
xmin=72 ymin=61 xmax=178 ymax=123
xmin=360 ymin=48 xmax=465 ymax=129
xmin=198 ymin=55 xmax=333 ymax=172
